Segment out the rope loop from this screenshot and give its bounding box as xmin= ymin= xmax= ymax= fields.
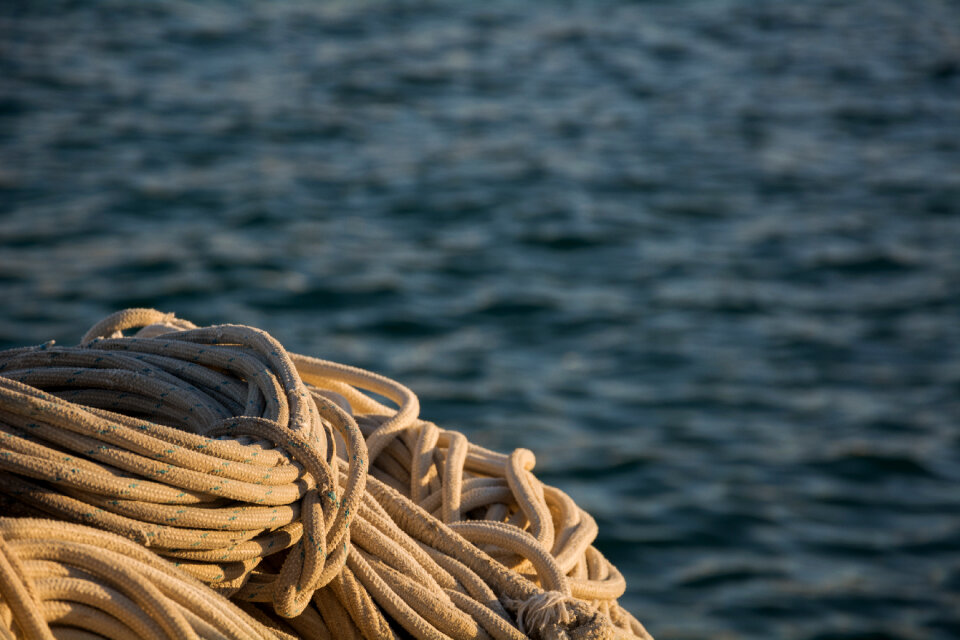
xmin=0 ymin=309 xmax=653 ymax=638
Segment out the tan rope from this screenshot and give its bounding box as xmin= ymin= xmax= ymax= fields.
xmin=0 ymin=518 xmax=283 ymax=640
xmin=0 ymin=309 xmax=652 ymax=640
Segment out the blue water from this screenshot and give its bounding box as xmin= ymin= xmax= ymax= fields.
xmin=2 ymin=1 xmax=960 ymax=638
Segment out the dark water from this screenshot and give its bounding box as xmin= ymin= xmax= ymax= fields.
xmin=2 ymin=1 xmax=960 ymax=637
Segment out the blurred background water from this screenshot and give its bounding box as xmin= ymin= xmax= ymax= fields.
xmin=2 ymin=1 xmax=960 ymax=638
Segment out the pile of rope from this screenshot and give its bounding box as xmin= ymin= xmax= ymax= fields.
xmin=0 ymin=309 xmax=652 ymax=640
xmin=0 ymin=517 xmax=293 ymax=640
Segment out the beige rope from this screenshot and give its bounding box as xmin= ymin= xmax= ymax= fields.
xmin=0 ymin=309 xmax=652 ymax=640
xmin=0 ymin=518 xmax=283 ymax=639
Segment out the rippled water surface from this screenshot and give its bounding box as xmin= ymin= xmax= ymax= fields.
xmin=2 ymin=1 xmax=960 ymax=638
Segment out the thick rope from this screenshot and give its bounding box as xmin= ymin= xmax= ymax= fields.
xmin=0 ymin=309 xmax=652 ymax=640
xmin=0 ymin=518 xmax=289 ymax=640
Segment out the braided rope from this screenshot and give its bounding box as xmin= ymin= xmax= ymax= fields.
xmin=0 ymin=309 xmax=652 ymax=640
xmin=0 ymin=518 xmax=292 ymax=640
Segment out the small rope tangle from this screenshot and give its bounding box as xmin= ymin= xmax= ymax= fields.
xmin=0 ymin=309 xmax=653 ymax=640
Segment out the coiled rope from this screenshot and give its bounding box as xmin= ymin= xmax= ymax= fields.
xmin=0 ymin=309 xmax=652 ymax=640
xmin=0 ymin=517 xmax=292 ymax=640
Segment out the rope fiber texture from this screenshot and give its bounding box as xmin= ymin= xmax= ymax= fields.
xmin=0 ymin=309 xmax=653 ymax=640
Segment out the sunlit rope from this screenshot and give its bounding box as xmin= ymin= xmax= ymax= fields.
xmin=0 ymin=308 xmax=652 ymax=640
xmin=0 ymin=517 xmax=292 ymax=640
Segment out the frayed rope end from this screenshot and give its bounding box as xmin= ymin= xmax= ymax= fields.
xmin=512 ymin=590 xmax=580 ymax=640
